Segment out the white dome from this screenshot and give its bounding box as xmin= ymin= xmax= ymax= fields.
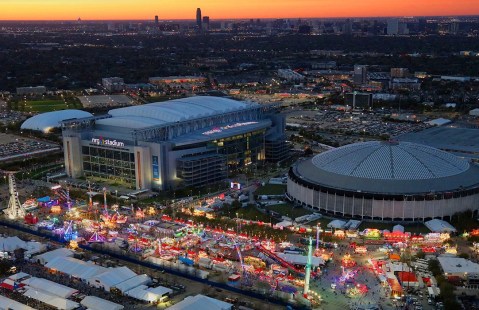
xmin=21 ymin=109 xmax=93 ymax=133
xmin=312 ymin=141 xmax=469 ymax=180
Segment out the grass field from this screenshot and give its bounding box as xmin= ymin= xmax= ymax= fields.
xmin=255 ymin=184 xmax=287 ymax=196
xmin=12 ymin=99 xmax=83 ymax=113
xmin=236 ymin=205 xmax=274 ymax=223
xmin=264 ymin=203 xmax=312 ymax=219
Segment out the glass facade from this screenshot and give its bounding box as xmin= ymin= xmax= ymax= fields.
xmin=265 ymin=137 xmax=290 ymax=162
xmin=209 ymin=130 xmax=265 ymax=172
xmin=177 ymin=153 xmax=227 ymax=187
xmin=82 ymin=146 xmax=136 ymax=187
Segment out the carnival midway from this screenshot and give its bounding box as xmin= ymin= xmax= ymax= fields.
xmin=1 ymin=172 xmax=478 ymax=310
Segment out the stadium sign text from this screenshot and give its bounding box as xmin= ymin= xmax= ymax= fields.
xmin=91 ymin=137 xmax=125 ymax=147
xmin=202 ymin=122 xmax=258 ymax=135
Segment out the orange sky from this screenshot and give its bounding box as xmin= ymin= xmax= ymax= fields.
xmin=1 ymin=0 xmax=478 ymax=20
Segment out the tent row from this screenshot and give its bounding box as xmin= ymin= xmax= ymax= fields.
xmin=125 ymin=285 xmax=173 ymax=303
xmin=0 ymin=295 xmax=35 ymax=310
xmin=23 ymin=288 xmax=79 ymax=310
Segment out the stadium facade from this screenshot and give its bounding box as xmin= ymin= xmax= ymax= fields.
xmin=287 ymin=141 xmax=479 ymax=221
xmin=61 ymin=96 xmax=288 ymax=190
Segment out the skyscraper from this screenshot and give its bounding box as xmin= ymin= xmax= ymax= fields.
xmin=196 ymin=8 xmax=202 ymax=31
xmin=343 ymin=18 xmax=352 ymax=35
xmin=353 ymin=65 xmax=368 ymax=85
xmin=155 ymin=15 xmax=159 ymax=26
xmin=387 ymin=19 xmax=399 ymax=35
xmin=202 ymin=16 xmax=210 ymax=31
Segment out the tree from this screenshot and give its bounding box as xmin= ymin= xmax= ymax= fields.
xmin=415 ymin=250 xmax=425 ymax=259
xmin=0 ymin=259 xmax=13 ymax=277
xmin=458 ymin=252 xmax=470 ymax=259
xmin=231 ymin=200 xmax=242 ymax=210
xmin=428 ymin=259 xmax=442 ymax=277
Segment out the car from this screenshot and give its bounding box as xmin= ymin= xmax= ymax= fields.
xmin=427 ymin=298 xmax=433 ymax=305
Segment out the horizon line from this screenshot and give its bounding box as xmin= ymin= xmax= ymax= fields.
xmin=0 ymin=14 xmax=478 ymax=22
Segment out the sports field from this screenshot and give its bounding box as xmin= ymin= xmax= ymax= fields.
xmin=12 ymin=99 xmax=83 ymax=112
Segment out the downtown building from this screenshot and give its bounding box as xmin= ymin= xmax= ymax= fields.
xmin=62 ymin=96 xmax=288 ymax=190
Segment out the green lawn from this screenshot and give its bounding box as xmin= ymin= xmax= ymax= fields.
xmin=255 ymin=184 xmax=286 ymax=196
xmin=236 ymin=205 xmax=274 ymax=223
xmin=264 ymin=203 xmax=312 ymax=219
xmin=305 ymin=217 xmax=331 ymax=228
xmin=18 ymin=99 xmax=83 ymax=113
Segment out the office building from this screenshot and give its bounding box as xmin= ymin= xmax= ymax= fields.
xmin=345 ymin=92 xmax=373 ymax=109
xmin=387 ymin=19 xmax=399 ymax=35
xmin=353 ymin=65 xmax=368 ymax=85
xmin=16 ymin=86 xmax=47 ymax=95
xmin=102 ymin=77 xmax=125 ymax=93
xmin=202 ymin=16 xmax=210 ymax=31
xmin=196 ymin=8 xmax=202 ymax=31
xmin=390 ymin=68 xmax=409 ymax=78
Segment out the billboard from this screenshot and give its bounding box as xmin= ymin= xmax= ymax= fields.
xmin=152 ymin=156 xmax=159 ymax=181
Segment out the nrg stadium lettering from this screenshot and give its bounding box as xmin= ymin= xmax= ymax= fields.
xmin=91 ymin=137 xmax=125 ymax=147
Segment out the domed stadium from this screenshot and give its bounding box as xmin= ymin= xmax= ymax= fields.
xmin=287 ymin=141 xmax=479 ymax=221
xmin=21 ymin=110 xmax=93 ymax=133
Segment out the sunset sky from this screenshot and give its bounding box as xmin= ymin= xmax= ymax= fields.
xmin=1 ymin=0 xmax=478 ymax=20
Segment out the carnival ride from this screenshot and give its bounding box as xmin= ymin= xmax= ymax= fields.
xmin=256 ymin=244 xmax=306 ymax=277
xmin=341 ymin=253 xmax=357 ymax=268
xmin=3 ymin=172 xmax=27 ymax=220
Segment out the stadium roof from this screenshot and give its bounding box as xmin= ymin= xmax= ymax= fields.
xmin=312 ymin=141 xmax=469 ymax=180
xmin=294 ymin=141 xmax=479 ymax=194
xmin=21 ymin=109 xmax=93 ymax=133
xmin=96 ymin=96 xmax=256 ymax=129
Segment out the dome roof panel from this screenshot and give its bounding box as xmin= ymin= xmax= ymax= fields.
xmin=311 ymin=141 xmax=469 ymax=180
xmin=20 ymin=109 xmax=93 ymax=133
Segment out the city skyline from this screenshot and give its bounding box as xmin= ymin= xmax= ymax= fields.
xmin=1 ymin=0 xmax=478 ymax=20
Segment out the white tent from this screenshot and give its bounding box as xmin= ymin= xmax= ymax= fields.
xmin=0 ymin=236 xmax=27 ymax=252
xmin=22 ymin=277 xmax=78 ymax=298
xmin=88 ymin=266 xmax=137 ymax=291
xmin=276 ymin=253 xmax=325 ymax=267
xmin=427 ymin=286 xmax=441 ymax=298
xmin=167 ymin=294 xmax=233 ymax=310
xmin=114 ymin=274 xmax=151 ymax=293
xmin=0 ymin=295 xmax=35 ymax=310
xmin=46 ymin=256 xmax=107 ymax=280
xmin=327 ymin=219 xmax=346 ymax=229
xmin=33 ymin=248 xmax=74 ymax=265
xmin=426 ymin=118 xmax=451 ymax=126
xmin=274 ymin=220 xmax=293 ymax=228
xmin=80 ymin=296 xmax=124 ymax=310
xmin=24 ymin=241 xmax=46 ymax=257
xmin=8 ymin=272 xmax=30 ymax=282
xmin=23 ymin=288 xmax=79 ymax=310
xmin=125 ymin=285 xmax=172 ymax=302
xmin=425 ymin=219 xmax=457 ymax=233
xmin=147 ymin=286 xmax=174 ymax=299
